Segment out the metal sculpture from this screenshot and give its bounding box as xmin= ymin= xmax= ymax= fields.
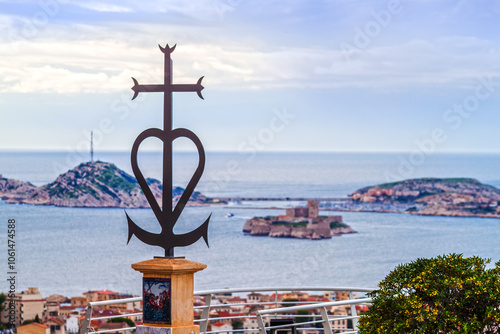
xmin=126 ymin=44 xmax=210 ymax=257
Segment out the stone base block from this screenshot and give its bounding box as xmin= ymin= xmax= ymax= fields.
xmin=136 ymin=325 xmax=199 ymax=334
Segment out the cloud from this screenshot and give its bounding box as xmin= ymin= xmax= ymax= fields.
xmin=1 ymin=35 xmax=499 ymax=95
xmin=66 ymin=0 xmax=241 ymax=21
xmin=72 ymin=2 xmax=133 ymax=13
xmin=0 ymin=1 xmax=499 ymax=94
xmin=314 ymin=38 xmax=500 ymax=89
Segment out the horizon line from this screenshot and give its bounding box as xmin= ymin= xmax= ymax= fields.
xmin=1 ymin=149 xmax=500 ymax=155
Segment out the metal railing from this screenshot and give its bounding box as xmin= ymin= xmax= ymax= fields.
xmin=80 ymin=287 xmax=374 ymax=334
xmin=195 ymin=287 xmax=373 ymax=334
xmin=256 ymin=297 xmax=372 ymax=334
xmin=80 ymin=297 xmax=142 ymax=334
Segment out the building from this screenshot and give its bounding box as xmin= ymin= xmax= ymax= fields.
xmin=286 ymin=201 xmax=319 ymax=219
xmin=227 ymin=296 xmax=247 ymax=313
xmin=45 ymin=301 xmax=60 ymax=320
xmin=211 ymin=322 xmax=233 ymax=334
xmin=334 ymin=291 xmax=350 ymax=302
xmin=80 ymin=291 xmax=139 ymax=311
xmin=58 ymin=306 xmax=80 ymax=318
xmin=98 ymin=322 xmax=133 ymax=334
xmin=330 ymin=305 xmax=350 ymax=332
xmin=43 ymin=317 xmax=65 ymax=334
xmin=83 ymin=290 xmax=120 ymax=303
xmin=124 ymin=308 xmax=142 ymax=324
xmin=282 ymin=292 xmax=309 ymax=300
xmin=247 ymin=292 xmax=266 ymax=304
xmin=65 ymin=315 xmax=79 ymax=334
xmin=243 ymin=318 xmax=259 ymax=334
xmin=70 ymin=297 xmax=87 ymax=308
xmin=17 ymin=323 xmax=49 ymax=334
xmin=1 ymin=287 xmax=46 ymax=326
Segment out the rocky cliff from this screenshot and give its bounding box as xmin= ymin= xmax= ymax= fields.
xmin=350 ymin=178 xmax=500 ymax=218
xmin=0 ymin=161 xmax=211 ymax=208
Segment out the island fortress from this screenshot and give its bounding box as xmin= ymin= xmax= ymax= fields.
xmin=243 ymin=201 xmax=356 ymax=239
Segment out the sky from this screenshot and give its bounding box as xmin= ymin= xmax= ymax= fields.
xmin=0 ymin=0 xmax=500 ymax=153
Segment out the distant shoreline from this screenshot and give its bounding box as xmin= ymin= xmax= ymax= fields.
xmin=228 ymin=205 xmax=500 ymax=219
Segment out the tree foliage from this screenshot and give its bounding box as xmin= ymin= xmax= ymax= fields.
xmin=295 ymin=310 xmax=311 ymax=323
xmin=358 ymin=254 xmax=500 ymax=334
xmin=231 ymin=321 xmax=243 ymax=330
xmin=107 ymin=317 xmax=135 ymax=328
xmin=0 ymin=293 xmax=6 ymax=312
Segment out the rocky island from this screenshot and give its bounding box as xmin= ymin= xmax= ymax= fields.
xmin=0 ymin=161 xmax=216 ymax=208
xmin=349 ymin=178 xmax=500 ymax=218
xmin=243 ymin=201 xmax=356 ymax=239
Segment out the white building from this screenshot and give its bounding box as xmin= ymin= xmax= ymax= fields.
xmin=212 ymin=323 xmax=233 ymax=334
xmin=243 ymin=318 xmax=259 ymax=334
xmin=65 ymin=315 xmax=79 ymax=333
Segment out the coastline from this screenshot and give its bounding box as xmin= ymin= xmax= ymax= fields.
xmin=226 ymin=203 xmax=500 ymax=219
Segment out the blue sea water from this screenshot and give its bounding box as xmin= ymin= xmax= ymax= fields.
xmin=1 ymin=151 xmax=500 ymax=298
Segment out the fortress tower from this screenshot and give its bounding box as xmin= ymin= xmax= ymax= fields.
xmin=286 ymin=200 xmax=319 ymax=219
xmin=307 ymin=200 xmax=319 ymax=218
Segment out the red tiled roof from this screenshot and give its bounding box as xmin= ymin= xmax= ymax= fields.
xmin=45 ymin=317 xmax=65 ymax=325
xmin=217 ymin=311 xmax=232 ymax=318
xmin=212 ymin=323 xmax=229 ymax=327
xmin=356 ymin=305 xmax=370 ymax=312
xmin=21 ymin=323 xmax=49 ymax=329
xmin=100 ymin=322 xmax=127 ymax=329
xmin=94 ymin=290 xmax=117 ymax=294
xmin=92 ymin=309 xmax=122 ymax=317
xmin=60 ymin=306 xmax=77 ymax=311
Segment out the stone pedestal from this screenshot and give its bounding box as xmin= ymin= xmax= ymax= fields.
xmin=132 ymin=258 xmax=207 ymax=334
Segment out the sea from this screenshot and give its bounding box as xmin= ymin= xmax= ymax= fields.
xmin=1 ymin=151 xmax=500 ymax=298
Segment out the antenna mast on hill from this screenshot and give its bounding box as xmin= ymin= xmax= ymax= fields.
xmin=90 ymin=131 xmax=94 ymax=162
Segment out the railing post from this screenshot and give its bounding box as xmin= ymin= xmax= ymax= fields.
xmin=80 ymin=304 xmax=93 ymax=334
xmin=274 ymin=290 xmax=278 ymax=319
xmin=256 ymin=311 xmax=267 ymax=334
xmin=349 ymin=291 xmax=359 ymax=331
xmin=199 ymin=294 xmax=212 ymax=334
xmin=320 ymin=307 xmax=333 ymax=334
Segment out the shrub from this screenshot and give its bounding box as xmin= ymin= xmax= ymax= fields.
xmin=358 ymin=254 xmax=500 ymax=334
xmin=107 ymin=317 xmax=135 ymax=327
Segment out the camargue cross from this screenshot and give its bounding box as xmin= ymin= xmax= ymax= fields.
xmin=125 ymin=44 xmax=210 ymax=257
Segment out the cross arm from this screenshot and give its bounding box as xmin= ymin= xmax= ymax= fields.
xmin=131 ymin=77 xmax=205 ymax=100
xmin=171 ymin=77 xmax=204 ymax=99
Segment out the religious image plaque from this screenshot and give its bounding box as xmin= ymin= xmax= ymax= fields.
xmin=143 ymin=277 xmax=172 ymax=325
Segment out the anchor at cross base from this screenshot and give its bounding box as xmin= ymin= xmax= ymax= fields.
xmin=125 ymin=44 xmax=210 ymax=258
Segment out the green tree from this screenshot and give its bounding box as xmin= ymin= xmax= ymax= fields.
xmin=281 ymin=299 xmax=299 ymax=307
xmin=0 ymin=293 xmax=6 ymax=312
xmin=295 ymin=310 xmax=310 ymax=324
xmin=231 ymin=321 xmax=243 ymax=330
xmin=23 ymin=315 xmax=41 ymax=325
xmin=358 ymin=254 xmax=500 ymax=334
xmin=107 ymin=317 xmax=135 ymax=327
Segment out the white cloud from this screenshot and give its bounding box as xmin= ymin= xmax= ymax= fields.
xmin=72 ymin=2 xmax=132 ymax=13
xmin=66 ymin=0 xmax=240 ymax=20
xmin=0 ymin=0 xmax=499 ymax=95
xmin=1 ymin=35 xmax=499 ymax=94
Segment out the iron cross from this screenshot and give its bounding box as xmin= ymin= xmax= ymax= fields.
xmin=126 ymin=44 xmax=210 ymax=257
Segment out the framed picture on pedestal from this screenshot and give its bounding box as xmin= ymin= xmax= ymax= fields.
xmin=143 ymin=277 xmax=171 ymax=324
